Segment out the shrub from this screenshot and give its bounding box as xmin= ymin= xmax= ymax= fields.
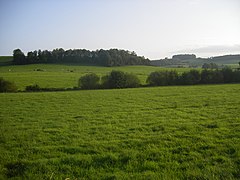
xmin=233 ymin=70 xmax=240 ymax=82
xmin=146 ymin=71 xmax=166 ymax=86
xmin=180 ymin=69 xmax=201 ymax=85
xmin=200 ymin=69 xmax=225 ymax=84
xmin=166 ymin=70 xmax=179 ymax=85
xmin=0 ymin=77 xmax=17 ymax=92
xmin=107 ymin=70 xmax=127 ymax=88
xmin=125 ymin=73 xmax=141 ymax=88
xmin=101 ymin=75 xmax=110 ymax=89
xmin=25 ymin=84 xmax=41 ymax=92
xmin=101 ymin=70 xmax=141 ymax=89
xmin=79 ymin=73 xmax=100 ymax=89
xmin=221 ymin=67 xmax=234 ymax=83
xmin=146 ymin=70 xmax=178 ymax=86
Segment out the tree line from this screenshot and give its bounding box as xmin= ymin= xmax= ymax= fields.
xmin=13 ymin=48 xmax=150 ymax=67
xmin=147 ymin=68 xmax=240 ymax=86
xmin=78 ymin=68 xmax=240 ymax=90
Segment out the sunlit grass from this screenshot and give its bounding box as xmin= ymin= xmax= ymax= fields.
xmin=0 ymin=64 xmax=194 ymax=90
xmin=0 ymin=84 xmax=239 ymax=179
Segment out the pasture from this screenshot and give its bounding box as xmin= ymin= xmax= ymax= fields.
xmin=0 ymin=84 xmax=240 ymax=179
xmin=0 ymin=64 xmax=193 ymax=90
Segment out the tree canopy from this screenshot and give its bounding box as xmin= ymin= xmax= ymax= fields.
xmin=79 ymin=73 xmax=100 ymax=89
xmin=146 ymin=68 xmax=240 ymax=86
xmin=12 ymin=48 xmax=150 ymax=67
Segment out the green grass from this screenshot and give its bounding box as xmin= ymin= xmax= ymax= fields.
xmin=0 ymin=84 xmax=240 ymax=179
xmin=0 ymin=64 xmax=194 ymax=90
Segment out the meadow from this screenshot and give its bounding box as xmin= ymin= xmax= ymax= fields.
xmin=0 ymin=84 xmax=240 ymax=179
xmin=0 ymin=64 xmax=193 ymax=90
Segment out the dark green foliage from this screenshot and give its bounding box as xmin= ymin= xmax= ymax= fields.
xmin=180 ymin=69 xmax=201 ymax=85
xmin=13 ymin=49 xmax=26 ymax=65
xmin=221 ymin=67 xmax=234 ymax=83
xmin=147 ymin=68 xmax=239 ymax=86
xmin=5 ymin=161 xmax=27 ymax=178
xmin=233 ymin=70 xmax=240 ymax=82
xmin=101 ymin=75 xmax=110 ymax=89
xmin=146 ymin=71 xmax=163 ymax=86
xmin=79 ymin=73 xmax=100 ymax=89
xmin=12 ymin=48 xmax=150 ymax=67
xmin=202 ymin=62 xmax=218 ymax=69
xmin=172 ymin=54 xmax=196 ymax=60
xmin=166 ymin=70 xmax=179 ymax=85
xmin=108 ymin=70 xmax=127 ymax=88
xmin=25 ymin=84 xmax=41 ymax=92
xmin=146 ymin=70 xmax=178 ymax=86
xmin=125 ymin=73 xmax=141 ymax=88
xmin=101 ymin=71 xmax=141 ymax=89
xmin=200 ymin=69 xmax=224 ymax=84
xmin=25 ymin=85 xmax=67 ymax=92
xmin=0 ymin=77 xmax=17 ymax=92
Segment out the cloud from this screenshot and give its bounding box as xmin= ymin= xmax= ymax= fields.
xmin=190 ymin=45 xmax=240 ymax=53
xmin=173 ymin=44 xmax=240 ymax=57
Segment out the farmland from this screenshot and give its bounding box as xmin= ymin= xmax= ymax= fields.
xmin=0 ymin=64 xmax=193 ymax=90
xmin=0 ymin=84 xmax=240 ymax=179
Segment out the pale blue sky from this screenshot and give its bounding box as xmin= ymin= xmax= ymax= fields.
xmin=0 ymin=0 xmax=239 ymax=59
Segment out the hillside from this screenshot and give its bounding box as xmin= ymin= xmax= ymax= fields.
xmin=0 ymin=64 xmax=193 ymax=90
xmin=0 ymin=56 xmax=13 ymax=66
xmin=151 ymin=54 xmax=240 ymax=67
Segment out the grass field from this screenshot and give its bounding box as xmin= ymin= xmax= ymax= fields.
xmin=0 ymin=64 xmax=193 ymax=90
xmin=0 ymin=84 xmax=240 ymax=179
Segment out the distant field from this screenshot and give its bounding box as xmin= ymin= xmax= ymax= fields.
xmin=0 ymin=56 xmax=12 ymax=66
xmin=0 ymin=64 xmax=194 ymax=90
xmin=0 ymin=84 xmax=239 ymax=179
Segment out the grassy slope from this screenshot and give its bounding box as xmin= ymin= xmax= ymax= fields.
xmin=0 ymin=64 xmax=193 ymax=90
xmin=151 ymin=57 xmax=240 ymax=67
xmin=0 ymin=84 xmax=240 ymax=179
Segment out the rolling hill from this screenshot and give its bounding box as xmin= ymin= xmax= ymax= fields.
xmin=150 ymin=54 xmax=240 ymax=67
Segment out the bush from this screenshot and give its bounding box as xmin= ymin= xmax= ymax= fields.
xmin=180 ymin=69 xmax=201 ymax=85
xmin=79 ymin=73 xmax=100 ymax=89
xmin=101 ymin=70 xmax=141 ymax=89
xmin=221 ymin=67 xmax=234 ymax=83
xmin=0 ymin=77 xmax=17 ymax=92
xmin=25 ymin=84 xmax=41 ymax=92
xmin=146 ymin=71 xmax=165 ymax=86
xmin=233 ymin=70 xmax=240 ymax=82
xmin=146 ymin=70 xmax=178 ymax=86
xmin=200 ymin=69 xmax=224 ymax=84
xmin=125 ymin=73 xmax=141 ymax=88
xmin=146 ymin=68 xmax=239 ymax=86
xmin=101 ymin=75 xmax=110 ymax=89
xmin=107 ymin=70 xmax=127 ymax=88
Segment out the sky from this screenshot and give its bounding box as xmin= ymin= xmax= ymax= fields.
xmin=0 ymin=0 xmax=239 ymax=59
